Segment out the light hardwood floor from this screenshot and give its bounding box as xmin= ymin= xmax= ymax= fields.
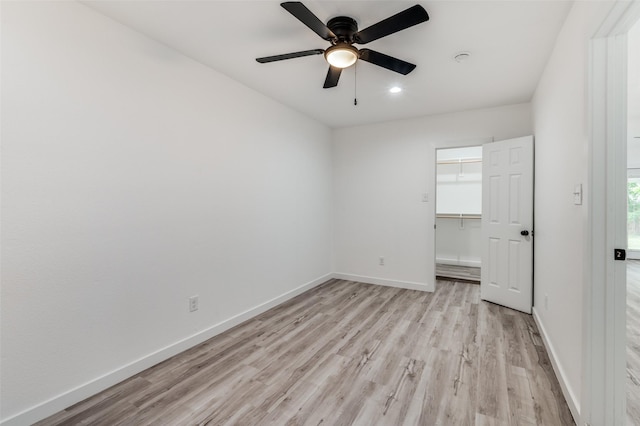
xmin=37 ymin=279 xmax=574 ymax=425
xmin=628 ymin=260 xmax=640 ymax=424
xmin=436 ymin=264 xmax=481 ymax=283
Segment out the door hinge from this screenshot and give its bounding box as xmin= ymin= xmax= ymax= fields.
xmin=614 ymin=248 xmax=626 ymax=261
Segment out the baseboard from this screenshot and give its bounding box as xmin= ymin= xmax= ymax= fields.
xmin=0 ymin=273 xmax=333 ymax=426
xmin=333 ymin=273 xmax=434 ymax=292
xmin=532 ymin=307 xmax=580 ymax=424
xmin=435 ymin=257 xmax=481 ymax=268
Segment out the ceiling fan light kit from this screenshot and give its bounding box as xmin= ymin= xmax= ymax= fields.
xmin=256 ymin=1 xmax=429 ymax=88
xmin=325 ymin=44 xmax=358 ymax=68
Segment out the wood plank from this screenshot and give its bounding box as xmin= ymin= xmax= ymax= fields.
xmin=629 ymin=260 xmax=640 ymax=423
xmin=476 ymin=302 xmax=511 ymax=423
xmin=36 ymin=279 xmax=574 ymax=426
xmin=436 ymin=263 xmax=481 ymax=283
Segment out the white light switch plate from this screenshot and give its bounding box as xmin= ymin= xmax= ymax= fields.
xmin=574 ymin=184 xmax=582 ymax=205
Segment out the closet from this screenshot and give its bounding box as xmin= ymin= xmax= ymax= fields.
xmin=435 ymin=146 xmax=482 ymax=282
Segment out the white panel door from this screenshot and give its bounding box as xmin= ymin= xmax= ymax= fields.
xmin=481 ymin=136 xmax=534 ymax=313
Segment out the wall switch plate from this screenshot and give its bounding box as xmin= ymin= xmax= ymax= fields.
xmin=189 ymin=295 xmax=199 ymax=312
xmin=379 ymin=257 xmax=385 ymax=266
xmin=573 ymin=184 xmax=583 ymax=205
xmin=421 ymin=193 xmax=429 ymax=202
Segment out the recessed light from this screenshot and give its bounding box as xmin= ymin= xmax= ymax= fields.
xmin=389 ymin=86 xmax=402 ymax=93
xmin=454 ymin=52 xmax=471 ymax=63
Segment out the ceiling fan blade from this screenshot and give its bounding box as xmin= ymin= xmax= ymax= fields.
xmin=323 ymin=66 xmax=342 ymax=88
xmin=281 ymin=2 xmax=336 ymax=41
xmin=354 ymin=5 xmax=429 ymax=44
xmin=359 ymin=49 xmax=416 ymax=75
xmin=256 ymin=49 xmax=324 ymax=63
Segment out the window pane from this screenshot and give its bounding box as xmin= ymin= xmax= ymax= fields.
xmin=629 ymin=177 xmax=640 ymax=250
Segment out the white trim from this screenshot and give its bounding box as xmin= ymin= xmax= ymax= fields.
xmin=0 ymin=273 xmax=333 ymax=426
xmin=435 ymin=257 xmax=482 ymax=268
xmin=432 ymin=137 xmax=494 ymax=287
xmin=627 ymin=250 xmax=640 ymax=260
xmin=610 ymin=32 xmax=631 ymax=425
xmin=585 ymin=35 xmax=608 ymax=426
xmin=533 ymin=307 xmax=580 ymax=424
xmin=586 ymin=2 xmax=640 ymax=425
xmin=333 ymin=272 xmax=434 ymax=292
xmin=595 ymin=1 xmax=640 ymax=38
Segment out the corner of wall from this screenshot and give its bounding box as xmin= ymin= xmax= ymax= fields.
xmin=532 ymin=307 xmax=581 ymax=423
xmin=332 ymin=273 xmax=435 ymax=293
xmin=0 ymin=273 xmax=333 ymax=426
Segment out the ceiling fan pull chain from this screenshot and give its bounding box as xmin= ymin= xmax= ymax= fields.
xmin=354 ymin=61 xmax=358 ymax=106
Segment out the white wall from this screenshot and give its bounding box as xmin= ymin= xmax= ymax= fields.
xmin=436 ymin=146 xmax=483 ymax=215
xmin=629 ymin=17 xmax=640 ymax=169
xmin=0 ymin=2 xmax=332 ymax=424
xmin=629 ymin=116 xmax=640 ymax=168
xmin=435 ymin=218 xmax=482 ymax=267
xmin=531 ymin=0 xmax=616 ymax=419
xmin=629 ymin=20 xmax=640 ymax=259
xmin=333 ymin=104 xmax=532 ymax=291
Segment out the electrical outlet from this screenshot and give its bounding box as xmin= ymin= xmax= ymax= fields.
xmin=379 ymin=257 xmax=385 ymax=266
xmin=189 ymin=295 xmax=199 ymax=312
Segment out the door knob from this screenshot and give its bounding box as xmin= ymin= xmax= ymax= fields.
xmin=520 ymin=230 xmax=529 ymax=236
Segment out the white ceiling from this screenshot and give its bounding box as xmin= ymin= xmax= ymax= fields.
xmin=84 ymin=0 xmax=573 ymax=128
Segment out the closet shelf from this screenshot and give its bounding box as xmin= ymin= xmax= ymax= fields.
xmin=436 ymin=213 xmax=482 ymax=219
xmin=436 ymin=158 xmax=482 ymax=165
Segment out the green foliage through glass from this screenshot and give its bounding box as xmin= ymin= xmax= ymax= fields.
xmin=629 ymin=179 xmax=640 ymax=250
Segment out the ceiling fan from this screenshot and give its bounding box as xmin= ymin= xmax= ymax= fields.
xmin=256 ymin=2 xmax=429 ymax=88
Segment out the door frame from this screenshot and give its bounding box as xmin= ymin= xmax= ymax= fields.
xmin=585 ymin=2 xmax=640 ymax=424
xmin=433 ymin=143 xmax=484 ymax=270
xmin=432 ymin=138 xmax=493 ymax=285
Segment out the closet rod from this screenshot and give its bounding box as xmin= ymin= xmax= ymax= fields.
xmin=436 ymin=213 xmax=482 ymax=219
xmin=436 ymin=158 xmax=482 ymax=165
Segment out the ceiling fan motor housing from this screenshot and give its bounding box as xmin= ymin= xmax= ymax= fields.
xmin=327 ymin=16 xmax=358 ymax=43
